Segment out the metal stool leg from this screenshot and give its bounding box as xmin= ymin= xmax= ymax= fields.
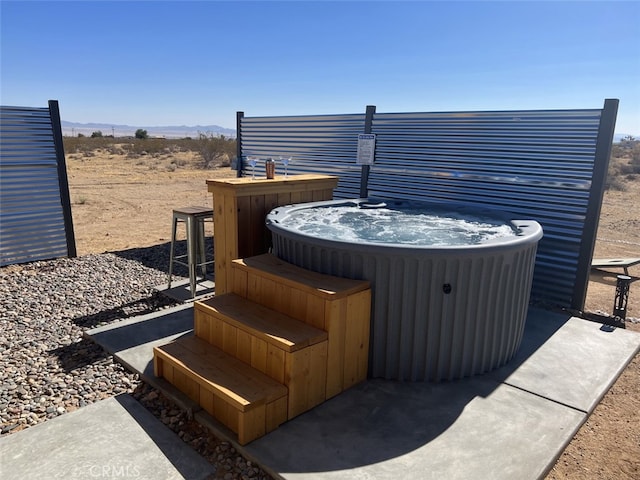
xmin=198 ymin=217 xmax=207 ymax=279
xmin=168 ymin=215 xmax=178 ymax=288
xmin=186 ymin=215 xmax=198 ymax=298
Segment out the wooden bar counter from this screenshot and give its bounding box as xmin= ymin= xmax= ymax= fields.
xmin=207 ymin=174 xmax=339 ymax=294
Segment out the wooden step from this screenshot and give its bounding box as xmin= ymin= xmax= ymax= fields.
xmin=196 ymin=293 xmax=327 ymax=352
xmin=231 ymin=253 xmax=371 ymax=399
xmin=194 ymin=293 xmax=329 ymax=419
xmin=153 ymin=336 xmax=288 ymax=445
xmin=232 ymin=253 xmax=370 ymax=300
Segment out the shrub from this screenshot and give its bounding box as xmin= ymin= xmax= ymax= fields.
xmin=135 ymin=129 xmax=148 ymax=139
xmin=605 ymin=173 xmax=627 ymax=191
xmin=196 ymin=132 xmax=236 ymax=168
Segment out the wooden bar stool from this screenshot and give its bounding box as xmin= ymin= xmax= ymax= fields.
xmin=168 ymin=206 xmax=214 ymax=298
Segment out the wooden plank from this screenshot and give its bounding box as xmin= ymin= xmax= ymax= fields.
xmin=222 ymin=322 xmax=238 ymax=357
xmin=210 ymin=314 xmax=224 ymax=350
xmin=288 ymin=287 xmax=307 ymax=323
xmin=163 ymin=362 xmax=174 ymax=384
xmin=246 ymin=271 xmax=260 ymax=303
xmin=285 ymin=347 xmax=310 ymax=419
xmin=290 ymin=191 xmax=302 ymax=204
xmin=187 ymin=376 xmax=201 ymax=403
xmin=355 ymin=290 xmax=372 ymax=383
xmin=284 ymin=341 xmax=326 ymax=419
xmin=155 ymin=337 xmax=287 ymax=411
xmin=153 ymin=351 xmax=164 ymax=378
xmin=232 ymin=254 xmax=370 ymax=299
xmin=251 ymin=336 xmax=268 ymax=373
xmin=305 ymin=294 xmax=326 ymax=330
xmin=257 ymin=275 xmax=277 ymax=311
xmin=172 ymin=369 xmax=198 ymax=402
xmin=247 ymin=272 xmax=265 ymax=306
xmin=307 ymin=341 xmax=328 ymax=409
xmin=266 ymin=344 xmax=286 ymax=384
xmin=299 ymin=191 xmax=313 ymax=203
xmin=199 ymin=387 xmax=214 ymax=418
xmin=212 ymin=191 xmax=228 ymax=295
xmin=207 ymin=175 xmax=339 ymax=198
xmin=264 ymin=192 xmax=280 ymax=216
xmin=236 ymin=329 xmax=252 ymax=365
xmin=274 ymin=282 xmax=291 ymax=317
xmin=277 ymin=192 xmax=291 ymax=207
xmin=212 ymin=189 xmax=240 ymax=295
xmin=197 ymin=294 xmax=327 ymax=353
xmin=193 ymin=308 xmax=210 ymax=343
xmin=325 ymin=298 xmax=347 ymax=399
xmin=249 ymin=194 xmax=266 ymax=257
xmin=343 ymin=290 xmax=372 ymax=389
xmin=224 ymin=192 xmax=240 ymax=295
xmin=265 ymin=396 xmax=288 ymax=433
xmin=313 ymin=188 xmax=332 ymax=201
xmin=238 ymin=406 xmax=266 ymax=445
xmin=232 ymin=267 xmax=248 ymax=298
xmin=236 ymin=196 xmax=252 ymax=259
xmin=213 ymin=393 xmax=238 ymax=433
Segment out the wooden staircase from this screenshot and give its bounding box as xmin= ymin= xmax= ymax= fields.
xmin=153 ymin=253 xmax=371 ymax=444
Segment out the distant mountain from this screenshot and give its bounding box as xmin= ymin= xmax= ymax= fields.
xmin=61 ymin=121 xmax=633 ymax=143
xmin=61 ymin=121 xmax=236 ymax=139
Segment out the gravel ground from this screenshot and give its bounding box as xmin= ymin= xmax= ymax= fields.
xmin=0 ymin=253 xmax=273 ymax=480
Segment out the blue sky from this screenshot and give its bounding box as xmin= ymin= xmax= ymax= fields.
xmin=2 ymin=1 xmax=639 ymax=135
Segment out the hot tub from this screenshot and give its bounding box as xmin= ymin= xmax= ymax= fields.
xmin=266 ymin=198 xmax=543 ymax=381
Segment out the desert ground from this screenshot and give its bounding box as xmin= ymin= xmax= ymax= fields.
xmin=61 ymin=147 xmax=638 ymax=479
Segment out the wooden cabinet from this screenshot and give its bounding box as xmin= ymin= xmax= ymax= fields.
xmin=207 ymin=174 xmax=338 ymax=294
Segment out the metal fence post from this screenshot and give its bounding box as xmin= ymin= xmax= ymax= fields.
xmin=571 ymin=98 xmax=619 ymax=311
xmin=359 ymin=105 xmax=376 ymax=198
xmin=49 ymin=100 xmax=77 ymax=258
xmin=236 ymin=111 xmax=244 ymax=177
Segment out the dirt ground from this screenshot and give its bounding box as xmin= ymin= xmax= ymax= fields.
xmin=66 ymin=149 xmax=639 ymax=479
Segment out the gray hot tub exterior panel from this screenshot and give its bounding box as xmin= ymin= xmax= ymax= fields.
xmin=267 ymin=199 xmax=542 ymax=381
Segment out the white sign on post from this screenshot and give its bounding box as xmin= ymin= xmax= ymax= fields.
xmin=356 ymin=134 xmax=376 ymax=165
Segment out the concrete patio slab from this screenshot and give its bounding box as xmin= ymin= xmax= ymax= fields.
xmin=85 ymin=303 xmax=194 ymax=376
xmin=156 ymin=278 xmax=215 ymax=303
xmin=489 ymin=309 xmax=640 ymax=413
xmin=244 ymin=377 xmax=586 ymax=480
xmin=243 ymin=309 xmax=640 ymax=480
xmin=83 ymin=305 xmax=640 ymax=480
xmin=85 ymin=304 xmax=200 ymax=412
xmin=0 ymin=394 xmax=215 ymax=480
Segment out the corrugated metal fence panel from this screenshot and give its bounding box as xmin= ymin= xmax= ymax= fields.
xmin=368 ymin=109 xmax=603 ymax=307
xmin=0 ymin=105 xmax=70 ymax=266
xmin=239 ymin=114 xmax=365 ymax=198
